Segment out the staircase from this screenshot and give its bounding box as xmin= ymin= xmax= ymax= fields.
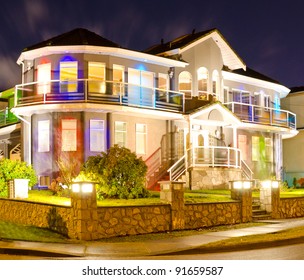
xmin=252 ymin=200 xmax=272 ymax=221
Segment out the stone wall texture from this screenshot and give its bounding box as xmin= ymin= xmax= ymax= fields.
xmin=185 ymin=202 xmax=241 ymax=229
xmin=277 ymin=197 xmax=304 ymax=218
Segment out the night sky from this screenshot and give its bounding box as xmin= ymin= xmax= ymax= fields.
xmin=0 ymin=0 xmax=303 ymax=91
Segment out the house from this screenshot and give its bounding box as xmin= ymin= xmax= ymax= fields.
xmin=281 ymin=86 xmax=304 ymax=186
xmin=0 ymin=27 xmax=297 ymax=189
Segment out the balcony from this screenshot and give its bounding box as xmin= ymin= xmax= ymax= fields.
xmin=0 ymin=108 xmax=19 ymax=127
xmin=14 ymin=80 xmax=184 ymax=113
xmin=224 ymin=102 xmax=296 ymax=129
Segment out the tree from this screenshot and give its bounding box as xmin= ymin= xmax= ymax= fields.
xmin=82 ymin=145 xmax=149 ymax=199
xmin=0 ymin=159 xmax=37 ymax=197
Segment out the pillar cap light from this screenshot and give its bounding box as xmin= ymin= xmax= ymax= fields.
xmin=71 ymin=181 xmax=95 ymax=193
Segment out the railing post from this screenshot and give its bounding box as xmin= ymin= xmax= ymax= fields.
xmin=228 ymin=148 xmax=230 ymax=167
xmin=84 ymin=79 xmax=88 ymax=102
xmin=212 ymin=147 xmax=214 ymax=167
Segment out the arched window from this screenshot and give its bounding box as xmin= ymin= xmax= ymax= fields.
xmin=178 ymin=71 xmax=192 ymax=99
xmin=212 ymin=70 xmax=220 ymax=100
xmin=197 ymin=67 xmax=208 ymax=100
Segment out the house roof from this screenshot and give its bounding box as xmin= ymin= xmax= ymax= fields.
xmin=228 ymin=66 xmax=281 ymax=85
xmin=23 ymin=28 xmax=121 ymax=52
xmin=144 ymin=28 xmax=246 ymax=70
xmin=289 ymin=86 xmax=304 ymax=93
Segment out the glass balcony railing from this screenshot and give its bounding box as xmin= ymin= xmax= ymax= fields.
xmin=15 ymin=80 xmax=184 ymax=113
xmin=0 ymin=107 xmax=19 ymax=127
xmin=224 ymin=102 xmax=296 ymax=130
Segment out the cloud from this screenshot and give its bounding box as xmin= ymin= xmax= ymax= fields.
xmin=24 ymin=0 xmax=49 ymax=34
xmin=0 ymin=55 xmax=20 ymax=90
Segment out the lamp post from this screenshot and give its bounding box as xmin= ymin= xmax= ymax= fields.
xmin=70 ymin=180 xmax=98 ymax=240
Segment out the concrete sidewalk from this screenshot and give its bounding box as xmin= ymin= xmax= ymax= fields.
xmin=1 ymin=218 xmax=304 ymax=258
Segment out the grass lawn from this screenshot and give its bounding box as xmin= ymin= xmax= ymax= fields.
xmin=24 ymin=188 xmax=304 ymax=206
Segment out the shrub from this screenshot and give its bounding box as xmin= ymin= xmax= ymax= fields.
xmin=0 ymin=159 xmax=37 ymax=197
xmin=82 ymin=145 xmax=149 ymax=199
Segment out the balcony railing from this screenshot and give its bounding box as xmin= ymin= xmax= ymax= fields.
xmin=0 ymin=107 xmax=19 ymax=127
xmin=224 ymin=102 xmax=296 ymax=129
xmin=168 ymin=146 xmax=241 ymax=181
xmin=15 ymin=79 xmax=184 ymax=113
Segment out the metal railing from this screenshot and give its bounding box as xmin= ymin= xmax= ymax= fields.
xmin=0 ymin=107 xmax=19 ymax=127
xmin=224 ymin=102 xmax=296 ymax=129
xmin=168 ymin=145 xmax=242 ymax=181
xmin=15 ymin=79 xmax=184 ymax=113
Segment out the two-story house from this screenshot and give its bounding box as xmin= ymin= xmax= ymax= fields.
xmin=0 ymin=28 xmax=297 ymax=189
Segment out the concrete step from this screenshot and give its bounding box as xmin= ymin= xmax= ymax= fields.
xmin=252 ymin=214 xmax=272 ymax=220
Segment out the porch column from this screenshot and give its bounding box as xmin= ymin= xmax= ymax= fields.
xmin=232 ymin=126 xmax=237 ymax=148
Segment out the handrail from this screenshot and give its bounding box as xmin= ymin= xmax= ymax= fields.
xmin=241 ymin=159 xmax=253 ymax=180
xmin=167 ymin=155 xmax=186 ymax=181
xmin=14 ymin=79 xmax=184 ymax=113
xmin=224 ymin=101 xmax=296 ymax=129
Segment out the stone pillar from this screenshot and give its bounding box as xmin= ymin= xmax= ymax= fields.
xmin=231 ymin=185 xmax=252 ymax=223
xmin=271 ymin=186 xmax=280 ymax=218
xmin=260 ymin=187 xmax=272 ymax=212
xmin=70 ymin=182 xmax=98 ymax=240
xmin=160 ymin=181 xmax=185 ymax=230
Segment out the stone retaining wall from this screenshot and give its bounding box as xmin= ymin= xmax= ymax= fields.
xmin=0 ymin=198 xmax=72 ymax=236
xmin=185 ymin=202 xmax=241 ymax=229
xmin=96 ymin=205 xmax=171 ymax=238
xmin=277 ymin=197 xmax=304 ymax=218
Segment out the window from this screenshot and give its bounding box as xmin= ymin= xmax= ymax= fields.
xmin=90 ymin=120 xmax=105 ymax=152
xmin=113 ymin=64 xmax=124 ymax=95
xmin=212 ymin=70 xmax=220 ymax=100
xmin=88 ymin=62 xmax=106 ymax=93
xmin=158 ymin=73 xmax=169 ymax=102
xmin=238 ymin=134 xmax=248 ymax=161
xmin=114 ymin=121 xmax=127 ymax=147
xmin=178 ymin=71 xmax=192 ymax=99
xmin=252 ymin=136 xmax=259 ymax=161
xmin=264 ymin=95 xmax=270 ymax=108
xmin=37 ymin=63 xmax=51 ymax=94
xmin=38 ymin=120 xmax=50 ymax=152
xmin=197 ymin=67 xmax=208 ymax=100
xmin=62 ymin=119 xmax=77 ymax=151
xmin=136 ymin=124 xmax=147 ymax=155
xmin=265 ymin=137 xmax=273 ymax=162
xmin=60 ymin=61 xmax=78 ymax=92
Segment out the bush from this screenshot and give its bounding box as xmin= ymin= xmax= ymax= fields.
xmin=82 ymin=145 xmax=149 ymax=199
xmin=0 ymin=159 xmax=37 ymax=197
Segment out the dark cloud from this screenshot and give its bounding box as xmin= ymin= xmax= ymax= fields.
xmin=0 ymin=0 xmax=303 ymax=90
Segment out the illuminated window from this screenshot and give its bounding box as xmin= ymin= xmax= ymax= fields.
xmin=212 ymin=70 xmax=220 ymax=100
xmin=252 ymin=136 xmax=259 ymax=161
xmin=197 ymin=67 xmax=208 ymax=100
xmin=265 ymin=137 xmax=273 ymax=162
xmin=158 ymin=73 xmax=169 ymax=102
xmin=136 ymin=124 xmax=147 ymax=155
xmin=62 ymin=119 xmax=77 ymax=151
xmin=178 ymin=71 xmax=192 ymax=99
xmin=37 ymin=63 xmax=51 ymax=94
xmin=113 ymin=64 xmax=124 ymax=95
xmin=60 ymin=61 xmax=78 ymax=92
xmin=114 ymin=121 xmax=127 ymax=147
xmin=38 ymin=120 xmax=50 ymax=152
xmin=238 ymin=134 xmax=247 ymax=161
xmin=88 ymin=62 xmax=106 ymax=93
xmin=90 ymin=120 xmax=105 ymax=152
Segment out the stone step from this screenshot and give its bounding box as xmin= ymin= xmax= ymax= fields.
xmin=252 ymin=214 xmax=272 ymax=220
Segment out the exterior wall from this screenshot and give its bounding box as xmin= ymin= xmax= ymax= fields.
xmin=189 ymin=167 xmax=242 ymax=189
xmin=283 ymin=130 xmax=304 ymax=185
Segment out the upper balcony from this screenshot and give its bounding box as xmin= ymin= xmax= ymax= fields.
xmin=14 ymin=79 xmax=184 ymax=113
xmin=224 ymin=102 xmax=296 ymax=130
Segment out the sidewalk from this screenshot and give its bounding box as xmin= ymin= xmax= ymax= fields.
xmin=1 ymin=218 xmax=304 ymax=258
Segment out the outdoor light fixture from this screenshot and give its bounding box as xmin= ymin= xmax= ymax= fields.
xmin=168 ymin=67 xmax=174 ymax=79
xmin=71 ymin=181 xmax=94 ymax=193
xmin=232 ymin=180 xmax=252 ymax=189
xmin=261 ymin=180 xmax=279 ymax=189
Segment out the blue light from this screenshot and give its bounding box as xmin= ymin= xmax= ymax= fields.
xmin=136 ymin=64 xmax=147 ymax=71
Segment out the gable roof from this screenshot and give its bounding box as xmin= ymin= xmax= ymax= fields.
xmin=23 ymin=28 xmax=120 ymax=52
xmin=144 ymin=28 xmax=246 ymax=70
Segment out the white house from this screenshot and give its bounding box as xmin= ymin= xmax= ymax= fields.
xmin=0 ymin=28 xmax=297 ymax=189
